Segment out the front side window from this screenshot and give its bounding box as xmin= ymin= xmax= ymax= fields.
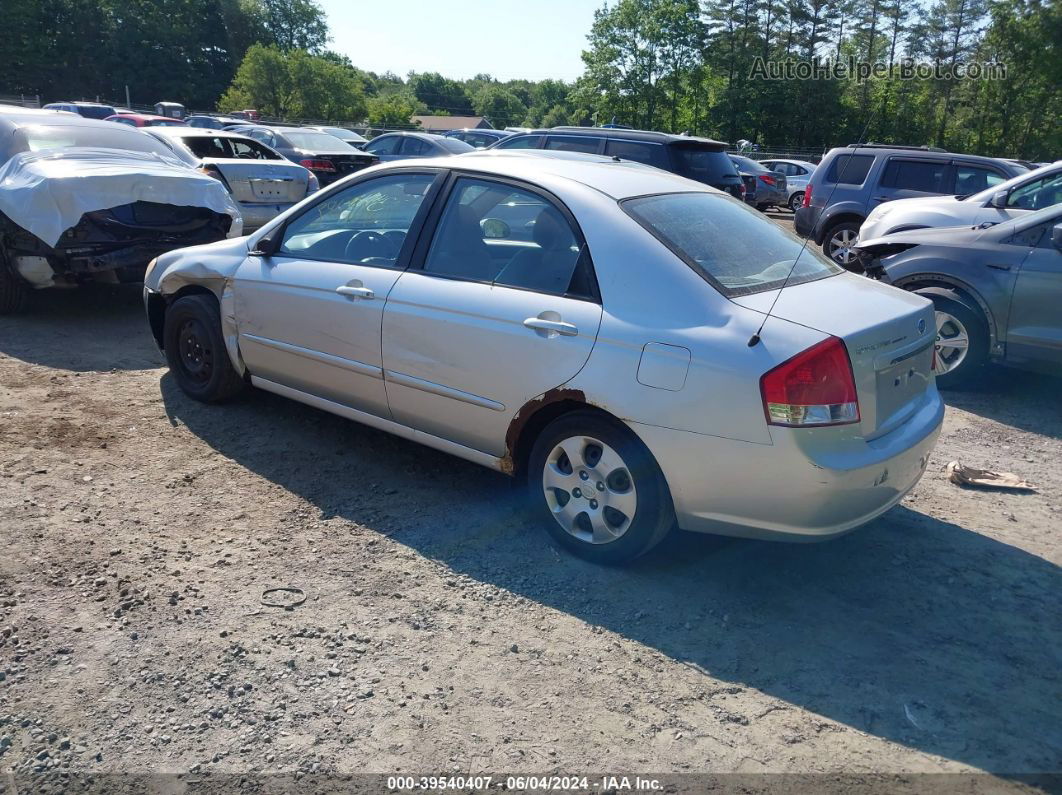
xmin=624 ymin=192 xmax=841 ymax=297
xmin=421 ymin=177 xmax=590 ymax=297
xmin=954 ymin=165 xmax=1004 ymax=195
xmin=278 ymin=173 xmax=436 ymax=266
xmin=880 ymin=158 xmax=947 ymax=192
xmin=1007 ymin=173 xmax=1062 ymax=210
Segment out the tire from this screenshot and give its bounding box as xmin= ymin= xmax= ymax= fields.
xmin=163 ymin=294 xmax=246 ymax=402
xmin=788 ymin=192 xmax=804 ymax=213
xmin=822 ymin=220 xmax=863 ymax=271
xmin=0 ymin=250 xmax=28 ymax=315
xmin=527 ymin=411 xmax=674 ymax=564
xmin=920 ymin=291 xmax=989 ymax=390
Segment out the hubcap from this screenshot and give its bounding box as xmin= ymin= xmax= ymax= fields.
xmin=542 ymin=435 xmax=637 ymax=545
xmin=828 ymin=227 xmax=858 ymax=265
xmin=177 ymin=318 xmax=213 ymax=384
xmin=934 ymin=311 xmax=970 ymax=375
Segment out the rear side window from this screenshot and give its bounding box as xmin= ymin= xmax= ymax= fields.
xmin=624 ymin=192 xmax=841 ymax=297
xmin=670 ymin=146 xmax=739 ymax=182
xmin=401 ymin=137 xmax=432 ymax=156
xmin=880 ymin=159 xmax=947 ymax=192
xmin=825 ymin=154 xmax=873 ymax=185
xmin=604 ymin=140 xmax=668 ymax=169
xmin=544 ymin=135 xmax=601 ymax=154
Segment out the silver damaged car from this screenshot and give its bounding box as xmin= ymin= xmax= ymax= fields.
xmin=144 ymin=150 xmax=944 ymax=563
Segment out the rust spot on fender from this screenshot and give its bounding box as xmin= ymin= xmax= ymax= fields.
xmin=500 ymin=387 xmax=588 ymax=476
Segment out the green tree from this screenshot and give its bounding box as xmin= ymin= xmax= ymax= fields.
xmin=219 ymin=44 xmax=365 ymax=120
xmin=257 ymin=0 xmax=329 ymax=52
xmin=472 ymin=86 xmax=528 ymax=127
xmin=366 ymin=93 xmax=421 ymax=127
xmin=409 ymin=72 xmax=472 ymax=115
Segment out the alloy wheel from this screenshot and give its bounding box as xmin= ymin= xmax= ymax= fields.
xmin=827 ymin=227 xmax=859 ymax=266
xmin=542 ymin=435 xmax=637 ymax=545
xmin=934 ymin=311 xmax=970 ymax=375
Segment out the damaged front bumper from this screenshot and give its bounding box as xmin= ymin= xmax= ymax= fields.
xmin=3 ymin=201 xmax=233 ymax=289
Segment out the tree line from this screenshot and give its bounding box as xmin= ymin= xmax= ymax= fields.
xmin=3 ymin=0 xmax=1057 ymax=159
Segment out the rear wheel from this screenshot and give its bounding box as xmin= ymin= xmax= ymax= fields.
xmin=527 ymin=412 xmax=674 ymax=564
xmin=163 ymin=294 xmax=245 ymax=402
xmin=0 ymin=247 xmax=28 ymax=315
xmin=822 ymin=221 xmax=862 ymax=270
xmin=788 ymin=192 xmax=804 ymax=212
xmin=919 ymin=291 xmax=989 ymax=389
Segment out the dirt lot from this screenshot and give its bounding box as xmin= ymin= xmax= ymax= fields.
xmin=1 ymin=226 xmax=1060 ymax=790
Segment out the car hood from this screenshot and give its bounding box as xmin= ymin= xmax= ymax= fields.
xmin=0 ymin=147 xmax=242 ymax=246
xmin=856 ymin=222 xmax=992 ymax=251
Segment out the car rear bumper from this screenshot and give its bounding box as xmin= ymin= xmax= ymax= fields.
xmin=794 ymin=206 xmax=818 ymax=237
xmin=238 ymin=202 xmax=296 ymax=231
xmin=630 ymin=390 xmax=944 ymax=541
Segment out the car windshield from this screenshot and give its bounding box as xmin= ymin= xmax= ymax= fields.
xmin=150 ymin=120 xmax=186 ymax=127
xmin=963 ymin=165 xmax=1062 ymax=203
xmin=16 ymin=124 xmax=179 ymax=160
xmin=75 ymin=105 xmax=116 ymax=119
xmin=623 ymin=192 xmax=841 ymax=297
xmin=282 ymin=131 xmax=355 ymax=151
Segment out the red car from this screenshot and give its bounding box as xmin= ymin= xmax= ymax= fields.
xmin=105 ymin=113 xmax=187 ymax=128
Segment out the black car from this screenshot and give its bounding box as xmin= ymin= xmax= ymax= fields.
xmin=488 ymin=127 xmax=744 ymax=198
xmin=233 ymin=125 xmax=377 ymax=186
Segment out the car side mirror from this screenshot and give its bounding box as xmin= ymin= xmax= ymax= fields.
xmin=1052 ymin=223 xmax=1062 ymax=250
xmin=249 ymin=235 xmax=277 ymax=257
xmin=990 ymin=190 xmax=1008 ymax=209
xmin=480 ymin=218 xmax=510 ymax=239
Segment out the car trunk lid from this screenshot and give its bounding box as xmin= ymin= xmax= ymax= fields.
xmin=733 ymin=273 xmax=937 ymax=438
xmin=202 ymin=159 xmax=309 ymax=204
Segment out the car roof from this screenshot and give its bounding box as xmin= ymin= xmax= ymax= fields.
xmin=0 ymin=111 xmax=132 ymax=132
xmin=376 ymin=131 xmax=451 ymax=140
xmin=46 ymin=101 xmax=114 ymax=108
xmin=825 ymin=144 xmax=1011 ymax=167
xmin=110 ymin=113 xmax=179 ymax=121
xmin=378 ymin=149 xmax=713 ymax=201
xmin=518 ymin=126 xmax=729 ymax=147
xmin=147 ymin=127 xmax=254 ymax=139
xmin=762 ymin=158 xmax=817 ymax=167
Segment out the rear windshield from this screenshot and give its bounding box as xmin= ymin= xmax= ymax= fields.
xmin=75 ymin=105 xmax=116 ymax=119
xmin=623 ymin=192 xmax=841 ymax=297
xmin=282 ymin=131 xmax=355 ymax=151
xmin=825 ymin=153 xmax=873 ymax=185
xmin=149 ymin=120 xmax=187 ymax=127
xmin=671 ymin=146 xmax=740 ymax=182
xmin=181 ymin=135 xmax=282 ymax=160
xmin=437 ymin=137 xmax=475 ymax=153
xmin=15 ymin=124 xmax=179 ymax=160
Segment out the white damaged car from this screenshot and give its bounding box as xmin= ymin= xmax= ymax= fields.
xmin=0 ymin=108 xmax=241 ymax=313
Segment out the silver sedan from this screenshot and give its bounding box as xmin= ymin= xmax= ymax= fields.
xmin=144 ymin=151 xmax=943 ymax=563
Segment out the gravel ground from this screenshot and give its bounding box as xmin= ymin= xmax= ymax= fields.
xmin=1 ymin=222 xmax=1060 ymax=791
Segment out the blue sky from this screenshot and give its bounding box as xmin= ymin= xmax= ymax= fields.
xmin=317 ymin=0 xmax=598 ymax=82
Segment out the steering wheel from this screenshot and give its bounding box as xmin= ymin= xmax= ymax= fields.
xmin=344 ymin=230 xmax=389 ymax=263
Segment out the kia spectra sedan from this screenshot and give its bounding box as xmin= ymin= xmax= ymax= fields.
xmin=144 ymin=150 xmax=944 ymax=563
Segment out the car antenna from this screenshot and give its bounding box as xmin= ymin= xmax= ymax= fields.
xmin=747 ymin=120 xmax=873 ymax=348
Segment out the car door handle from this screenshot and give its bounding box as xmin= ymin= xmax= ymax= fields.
xmin=523 ymin=317 xmax=579 ymax=336
xmin=874 ymin=196 xmax=892 ymax=202
xmin=336 ymin=285 xmax=375 ymax=299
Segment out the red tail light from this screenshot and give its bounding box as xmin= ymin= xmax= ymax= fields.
xmin=802 ymin=184 xmax=813 ymax=208
xmin=760 ymin=336 xmax=860 ymax=426
xmin=299 ymin=158 xmax=336 ymax=172
xmin=740 ymin=182 xmax=747 ymax=197
xmin=759 ymin=174 xmax=776 ymax=186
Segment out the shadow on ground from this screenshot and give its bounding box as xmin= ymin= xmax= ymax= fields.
xmin=0 ymin=284 xmax=160 ymax=372
xmin=942 ymin=368 xmax=1062 ymax=439
xmin=160 ymin=374 xmax=1062 ymax=775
